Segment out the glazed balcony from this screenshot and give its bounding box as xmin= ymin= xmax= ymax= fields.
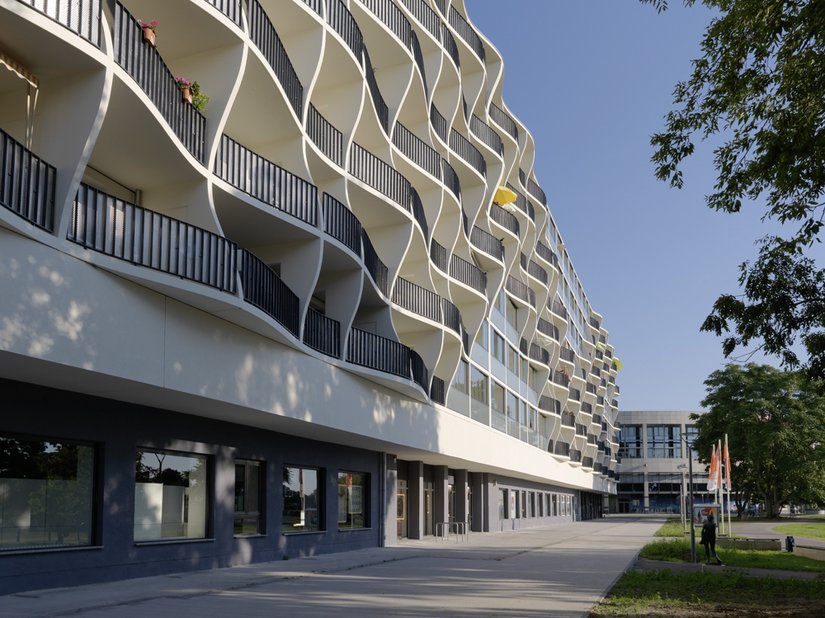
xmin=215 ymin=135 xmax=318 ymax=226
xmin=470 ymin=115 xmax=503 ymax=156
xmin=322 ymin=194 xmax=361 ymax=254
xmin=392 ymin=277 xmax=440 ymax=323
xmin=308 ymin=104 xmax=344 ymax=167
xmin=489 ymin=103 xmax=518 ymax=142
xmin=449 ymin=254 xmax=486 ymax=294
xmin=505 ymin=275 xmax=535 ymax=308
xmin=326 ymin=0 xmax=364 ymax=62
xmin=361 ymin=229 xmax=389 ymax=296
xmin=205 ymin=0 xmax=243 ymax=26
xmin=393 ymin=123 xmax=441 ymax=179
xmin=239 ymin=250 xmax=301 ymax=336
xmin=69 ymin=184 xmax=237 ymax=293
xmin=441 ymin=160 xmax=461 ymax=199
xmin=363 ymin=48 xmax=390 ymax=134
xmin=490 ymin=204 xmax=519 ymax=236
xmin=0 ymin=128 xmax=56 ymax=231
xmin=430 ymin=104 xmax=448 ymax=143
xmin=19 ymin=0 xmax=102 ymax=47
xmin=248 ymin=0 xmax=303 ymax=117
xmin=448 ymin=6 xmax=485 ymax=62
xmin=449 ymin=129 xmax=486 ymax=177
xmin=470 ymin=226 xmax=503 ymax=260
xmin=303 ymin=307 xmax=341 ymax=358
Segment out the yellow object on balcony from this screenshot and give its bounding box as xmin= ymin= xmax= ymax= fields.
xmin=613 ymin=358 xmax=623 ymax=371
xmin=493 ymin=186 xmax=517 ymax=205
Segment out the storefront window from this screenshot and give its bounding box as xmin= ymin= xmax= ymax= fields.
xmin=338 ymin=471 xmax=368 ymax=529
xmin=283 ymin=466 xmax=321 ymax=533
xmin=234 ymin=460 xmax=263 ymax=535
xmin=0 ymin=435 xmax=95 ymax=550
xmin=134 ymin=449 xmax=208 ymax=542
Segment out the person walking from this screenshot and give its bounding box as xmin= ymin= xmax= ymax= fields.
xmin=700 ymin=512 xmax=723 ymax=565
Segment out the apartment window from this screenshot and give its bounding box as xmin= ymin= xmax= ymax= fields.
xmin=338 ymin=471 xmax=368 ymax=529
xmin=452 ymin=359 xmax=469 ymax=394
xmin=475 ymin=323 xmax=488 ymax=350
xmin=506 ymin=298 xmax=518 ymax=329
xmin=520 ymin=358 xmax=529 ymax=383
xmin=495 ymin=288 xmax=506 ymax=314
xmin=470 ymin=367 xmax=488 ymax=403
xmin=685 ymin=425 xmax=699 ymax=451
xmin=618 ymin=424 xmax=643 ymax=459
xmin=234 ymin=460 xmax=263 ymax=536
xmin=492 ymin=331 xmax=505 ymax=364
xmin=506 ymin=391 xmax=518 ymax=421
xmin=0 ymin=435 xmax=96 ymax=551
xmin=507 ymin=345 xmax=518 ymax=375
xmin=135 ymin=449 xmax=208 ymax=542
xmin=647 ymin=425 xmax=682 ymax=458
xmin=283 ymin=465 xmax=321 ymax=533
xmin=492 ymin=382 xmax=506 ymax=415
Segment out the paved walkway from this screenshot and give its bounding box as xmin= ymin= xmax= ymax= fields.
xmin=1 ymin=516 xmax=664 ymax=618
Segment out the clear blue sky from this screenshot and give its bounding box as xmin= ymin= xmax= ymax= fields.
xmin=465 ymin=1 xmax=807 ymax=411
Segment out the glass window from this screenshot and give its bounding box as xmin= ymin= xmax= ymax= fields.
xmin=685 ymin=425 xmax=699 ymax=451
xmin=234 ymin=460 xmax=263 ymax=536
xmin=507 ymin=346 xmax=518 ymax=375
xmin=283 ymin=466 xmax=321 ymax=533
xmin=506 ymin=391 xmax=518 ymax=421
xmin=492 ymin=331 xmax=505 ymax=364
xmin=552 ymin=493 xmax=558 ymax=516
xmin=470 ymin=367 xmax=488 ymax=403
xmin=475 ymin=323 xmax=488 ymax=350
xmin=538 ymin=493 xmax=544 ymax=517
xmin=618 ymin=425 xmax=643 ymax=459
xmin=492 ymin=382 xmax=506 ymax=415
xmin=521 ymin=491 xmax=527 ymax=518
xmin=647 ymin=425 xmax=682 ymax=458
xmin=521 ymin=358 xmax=529 ymax=383
xmin=506 ymin=298 xmax=518 ymax=329
xmin=499 ymin=489 xmax=507 ymax=519
xmin=338 ymin=471 xmax=368 ymax=529
xmin=0 ymin=435 xmax=96 ymax=551
xmin=495 ymin=289 xmax=506 ymax=314
xmin=135 ymin=449 xmax=208 ymax=542
xmin=451 ymin=359 xmax=469 ymax=394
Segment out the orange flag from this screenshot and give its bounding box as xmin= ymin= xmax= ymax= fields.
xmin=707 ymin=444 xmax=719 ymax=493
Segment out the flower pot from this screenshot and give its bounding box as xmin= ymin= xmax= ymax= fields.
xmin=142 ymin=27 xmax=156 ymax=48
xmin=180 ymin=86 xmax=193 ymax=105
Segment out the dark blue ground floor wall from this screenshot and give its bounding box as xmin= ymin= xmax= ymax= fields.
xmin=0 ymin=379 xmax=383 ymax=594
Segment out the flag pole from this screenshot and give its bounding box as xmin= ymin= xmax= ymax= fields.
xmin=725 ymin=434 xmax=732 ymax=537
xmin=717 ymin=439 xmax=724 ymax=535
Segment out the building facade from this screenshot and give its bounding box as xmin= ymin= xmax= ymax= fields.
xmin=0 ymin=0 xmax=620 ymax=593
xmin=616 ymin=410 xmax=712 ymax=514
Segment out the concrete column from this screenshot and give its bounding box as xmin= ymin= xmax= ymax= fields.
xmin=383 ymin=454 xmax=398 ymax=547
xmin=433 ymin=465 xmax=449 ymax=535
xmin=470 ymin=472 xmax=485 ymax=532
xmin=407 ymin=460 xmax=424 ymax=540
xmin=454 ymin=469 xmax=468 ymax=526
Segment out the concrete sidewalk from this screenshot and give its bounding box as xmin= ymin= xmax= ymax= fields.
xmin=1 ymin=516 xmax=664 ymax=618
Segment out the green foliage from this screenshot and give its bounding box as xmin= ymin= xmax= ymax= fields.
xmin=694 ymin=364 xmax=825 ymax=517
xmin=190 ymin=81 xmax=209 ymax=113
xmin=640 ymin=538 xmax=692 ymax=561
xmin=640 ymin=0 xmax=825 ymax=376
xmin=655 ymin=518 xmax=689 ymax=537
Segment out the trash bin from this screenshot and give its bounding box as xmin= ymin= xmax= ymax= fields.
xmin=785 ymin=535 xmax=795 ymax=552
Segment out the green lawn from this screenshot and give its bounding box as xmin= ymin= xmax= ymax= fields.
xmin=773 ymin=522 xmax=825 ymax=541
xmin=590 ymin=570 xmax=825 ymax=616
xmin=654 ymin=518 xmax=687 ymax=538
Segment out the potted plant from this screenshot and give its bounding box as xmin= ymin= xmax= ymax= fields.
xmin=189 ymin=81 xmax=210 ymax=112
xmin=176 ymin=77 xmax=193 ymax=104
xmin=141 ymin=20 xmax=158 ymax=47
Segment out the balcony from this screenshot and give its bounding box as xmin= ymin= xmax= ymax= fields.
xmin=569 ymin=388 xmax=581 ymax=402
xmin=470 ymin=226 xmax=503 ymax=260
xmin=448 ymin=6 xmax=485 ymax=62
xmin=489 ymin=103 xmax=518 ymax=142
xmin=301 ymin=0 xmax=323 ymax=14
xmin=528 ymin=342 xmax=549 ymax=366
xmin=361 ymin=229 xmax=389 ymax=296
xmin=441 ymin=298 xmax=461 ymax=334
xmin=323 ymin=193 xmax=361 ymax=255
xmin=215 ymin=135 xmax=318 ymax=226
xmin=449 ymin=129 xmax=486 ymax=177
xmin=393 ymin=123 xmax=441 ymax=179
xmin=490 ymin=204 xmax=519 ymax=236
xmin=239 ymin=250 xmax=300 ymax=336
xmin=442 ymin=160 xmax=461 ymax=199
xmin=401 ymin=0 xmax=439 ymax=42
xmin=441 ymin=23 xmax=461 ymax=69
xmin=430 ymin=239 xmax=448 ymax=273
xmin=552 ymin=370 xmax=570 ymax=388
xmin=560 ymin=414 xmax=575 ymax=428
xmin=527 ymin=178 xmax=547 ymax=206
xmin=347 ymin=327 xmax=427 ymax=391
xmin=303 ymin=307 xmax=341 ymax=358
xmin=308 ymin=104 xmax=344 ymax=166
xmin=535 ymin=242 xmax=559 ymax=269
xmin=248 ymin=0 xmax=304 ymax=118
xmin=430 ymin=375 xmax=446 ymax=404
xmin=430 ymin=104 xmax=448 ymax=143
xmin=527 ymin=259 xmax=548 ymax=285
xmin=392 ymin=277 xmax=440 ymax=323
xmin=326 ymin=0 xmax=364 ymax=63
xmin=537 ymin=318 xmax=560 ymax=342
xmin=113 ymin=2 xmax=205 ymax=162
xmin=559 ymin=347 xmax=576 ymax=363
xmin=506 ymin=184 xmax=529 ymax=217
xmin=570 ymin=449 xmax=582 ymax=463
xmin=586 ymin=383 xmax=597 ymax=394
xmin=21 ymin=0 xmax=102 ymax=47
xmin=470 ymin=115 xmax=503 ymax=156
xmin=363 ymin=48 xmax=389 ymax=133
xmin=69 ymin=184 xmax=237 ymax=294
xmin=0 ymin=128 xmax=56 ymax=231
xmin=539 ymin=396 xmax=561 ymax=415
xmin=505 ymin=275 xmax=535 ymax=308
xmin=449 ymin=254 xmax=486 ymax=294
xmin=206 ymin=0 xmax=244 ymax=26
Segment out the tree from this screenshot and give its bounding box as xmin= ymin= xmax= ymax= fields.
xmin=693 ymin=363 xmax=825 ymax=517
xmin=641 ymin=0 xmax=825 ymax=377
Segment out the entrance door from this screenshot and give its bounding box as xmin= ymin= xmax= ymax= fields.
xmin=448 ymin=483 xmax=455 ymax=523
xmin=397 ymin=479 xmax=408 ymax=538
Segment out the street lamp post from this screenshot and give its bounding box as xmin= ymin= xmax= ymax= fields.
xmin=683 ymin=435 xmax=696 ymax=563
xmin=677 ymin=464 xmax=687 ymax=531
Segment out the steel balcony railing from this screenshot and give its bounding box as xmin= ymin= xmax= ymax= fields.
xmin=392 ymin=277 xmax=440 ymax=323
xmin=429 ymin=239 xmax=448 ymax=273
xmin=535 ymin=241 xmax=559 ymax=269
xmin=239 ymin=250 xmax=300 ymax=335
xmin=308 ymin=104 xmax=343 ymax=167
xmin=303 ymin=307 xmax=341 ymax=358
xmin=70 ymin=184 xmax=237 ymax=293
xmin=490 ymin=204 xmax=519 ymax=236
xmin=441 ymin=298 xmax=461 ymax=334
xmin=347 ymin=327 xmax=411 ymax=379
xmin=326 ymin=0 xmax=364 ymax=62
xmin=429 ymin=375 xmax=446 ymax=405
xmin=570 ymin=449 xmax=582 ymax=464
xmin=505 ymin=275 xmax=535 ymax=308
xmin=409 ymin=30 xmax=428 ymax=92
xmin=570 ymin=388 xmax=581 ymax=402
xmin=205 ymin=0 xmax=243 ymax=27
xmin=448 ymin=6 xmax=485 ymax=62
xmin=555 ymin=441 xmax=571 ymax=456
xmin=393 ymin=123 xmax=441 ymax=179
xmin=519 ymin=169 xmax=527 ymax=186
xmin=552 ymin=370 xmax=570 ymax=388
xmin=113 ymin=2 xmax=205 ymax=162
xmin=363 ymin=48 xmax=390 ymax=134
xmin=410 ymin=349 xmax=429 ymax=391
xmin=470 ymin=115 xmax=503 ymax=156
xmin=506 ymin=183 xmax=529 ymax=217
xmin=527 ymin=177 xmax=547 ymax=206
xmin=441 ymin=24 xmax=461 ymax=69
xmin=470 ymin=226 xmax=503 ymax=260
xmin=361 ymin=0 xmax=412 ymax=47
xmin=248 ymin=0 xmax=304 ymax=118
xmin=361 ymin=229 xmax=389 ymax=296
xmin=301 ymin=0 xmax=323 ymax=15
xmin=550 ymin=297 xmax=568 ymax=319
xmin=529 ymin=343 xmax=549 ymax=366
xmin=401 ymin=0 xmax=440 ymax=41
xmin=582 ymin=456 xmax=594 ymax=468
xmin=581 ymin=402 xmax=593 ymax=414
xmin=527 ymin=259 xmax=548 ymax=285
xmin=215 ymin=134 xmax=318 ymax=226
xmin=430 ymin=104 xmax=448 ymax=143
xmin=539 ymin=396 xmax=561 ymax=415
xmin=591 ymin=317 xmax=601 ymax=329
xmin=489 ymin=103 xmax=518 ymax=142
xmin=20 ymin=0 xmax=101 ymax=47
xmin=586 ymin=383 xmax=597 ymax=394
xmin=441 ymin=160 xmax=461 ymax=199
xmin=323 ymin=193 xmax=361 ymax=255
xmin=559 ymin=346 xmax=576 ymax=363
xmin=449 ymin=254 xmax=486 ymax=294
xmin=410 ymin=188 xmax=429 ymax=240
xmin=433 ymin=0 xmax=446 ymax=15
xmin=449 ymin=129 xmax=486 ymax=177
xmin=0 ymin=128 xmax=56 ymax=231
